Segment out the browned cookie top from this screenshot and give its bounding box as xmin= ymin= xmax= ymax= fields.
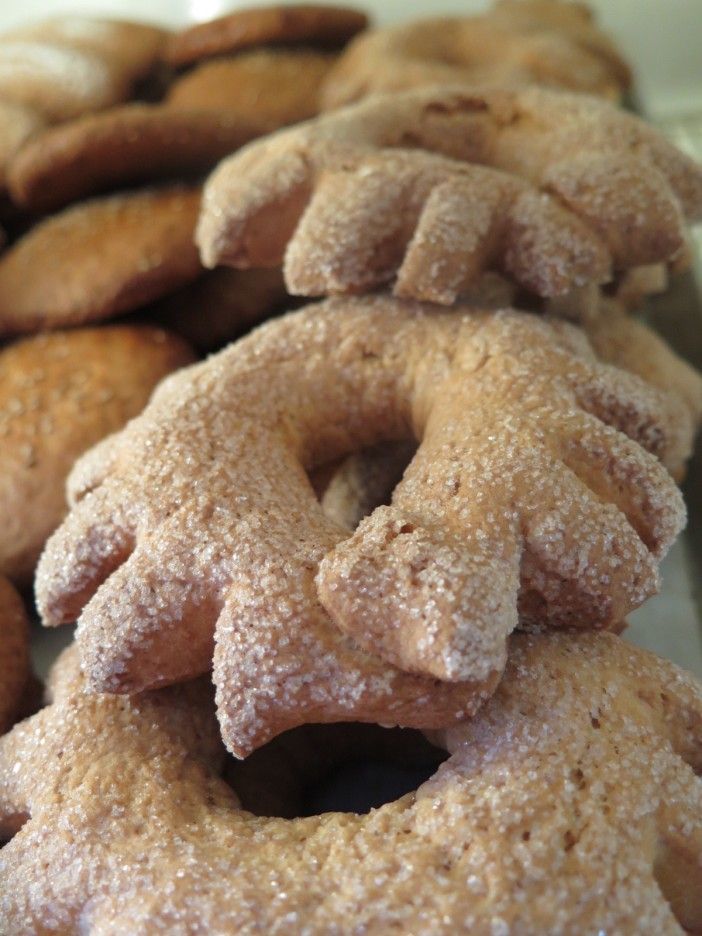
xmin=164 ymin=4 xmax=369 ymax=67
xmin=1 ymin=633 xmax=700 ymax=933
xmin=0 ymin=325 xmax=194 ymax=585
xmin=7 ymin=104 xmax=268 ymax=213
xmin=0 ymin=185 xmax=203 ymax=335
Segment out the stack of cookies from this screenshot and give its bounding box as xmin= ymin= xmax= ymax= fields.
xmin=1 ymin=3 xmax=701 ymax=933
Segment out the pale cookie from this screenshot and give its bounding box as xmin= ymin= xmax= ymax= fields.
xmin=0 ymin=17 xmax=167 ymax=122
xmin=0 ymin=185 xmax=203 ymax=335
xmin=1 ymin=16 xmax=167 ymax=83
xmin=0 ymin=632 xmax=700 ymax=933
xmin=198 ymin=86 xmax=702 ymax=307
xmin=7 ymin=104 xmax=268 ymax=213
xmin=0 ymin=577 xmax=31 ymax=735
xmin=0 ymin=42 xmax=122 ymax=124
xmin=321 ymin=1 xmax=631 ymax=109
xmin=164 ymin=4 xmax=369 ymax=68
xmin=36 ymin=296 xmax=684 ymax=754
xmin=0 ymin=325 xmax=194 ymax=585
xmin=166 ymin=51 xmax=337 ymax=129
xmin=490 ymin=0 xmax=632 ymax=90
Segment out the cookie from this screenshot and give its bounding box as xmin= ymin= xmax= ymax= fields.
xmin=198 ymin=86 xmax=702 ymax=307
xmin=0 ymin=17 xmax=167 ymax=122
xmin=1 ymin=632 xmax=699 ymax=933
xmin=166 ymin=50 xmax=336 ymax=129
xmin=164 ymin=4 xmax=369 ymax=68
xmin=0 ymin=325 xmax=194 ymax=585
xmin=321 ymin=2 xmax=631 ymax=109
xmin=1 ymin=16 xmax=167 ymax=81
xmin=0 ymin=42 xmax=123 ymax=123
xmin=0 ymin=101 xmax=44 ymax=193
xmin=35 ymin=296 xmax=684 ymax=755
xmin=7 ymin=104 xmax=268 ymax=213
xmin=0 ymin=185 xmax=203 ymax=334
xmin=319 ymin=306 xmax=702 ymax=502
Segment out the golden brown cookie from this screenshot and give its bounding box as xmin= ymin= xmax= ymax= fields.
xmin=36 ymin=296 xmax=684 ymax=755
xmin=7 ymin=104 xmax=268 ymax=213
xmin=148 ymin=266 xmax=288 ymax=351
xmin=322 ymin=1 xmax=631 ymax=109
xmin=198 ymin=86 xmax=702 ymax=307
xmin=0 ymin=325 xmax=194 ymax=585
xmin=0 ymin=17 xmax=167 ymax=122
xmin=166 ymin=50 xmax=336 ymax=129
xmin=0 ymin=185 xmax=203 ymax=335
xmin=0 ymin=577 xmax=31 ymax=735
xmin=1 ymin=632 xmax=700 ymax=933
xmin=164 ymin=4 xmax=369 ymax=67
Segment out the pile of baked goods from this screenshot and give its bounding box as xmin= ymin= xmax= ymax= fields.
xmin=0 ymin=2 xmax=701 ymax=932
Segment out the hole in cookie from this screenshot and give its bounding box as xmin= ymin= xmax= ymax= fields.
xmin=314 ymin=440 xmax=417 ymax=532
xmin=225 ymin=722 xmax=448 ymax=819
xmin=0 ymin=811 xmax=29 ymax=846
xmin=653 ymin=838 xmax=702 ymax=933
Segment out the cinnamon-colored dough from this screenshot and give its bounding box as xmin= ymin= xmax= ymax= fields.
xmin=0 ymin=577 xmax=31 ymax=734
xmin=198 ymin=86 xmax=702 ymax=307
xmin=166 ymin=51 xmax=336 ymax=129
xmin=0 ymin=632 xmax=699 ymax=933
xmin=36 ymin=296 xmax=684 ymax=755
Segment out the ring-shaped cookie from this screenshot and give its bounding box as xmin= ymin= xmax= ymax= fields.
xmin=36 ymin=295 xmax=685 ymax=755
xmin=1 ymin=632 xmax=700 ymax=933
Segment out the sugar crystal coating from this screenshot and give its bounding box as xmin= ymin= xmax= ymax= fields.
xmin=35 ymin=295 xmax=686 ymax=755
xmin=0 ymin=632 xmax=700 ymax=933
xmin=198 ymin=85 xmax=702 ymax=308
